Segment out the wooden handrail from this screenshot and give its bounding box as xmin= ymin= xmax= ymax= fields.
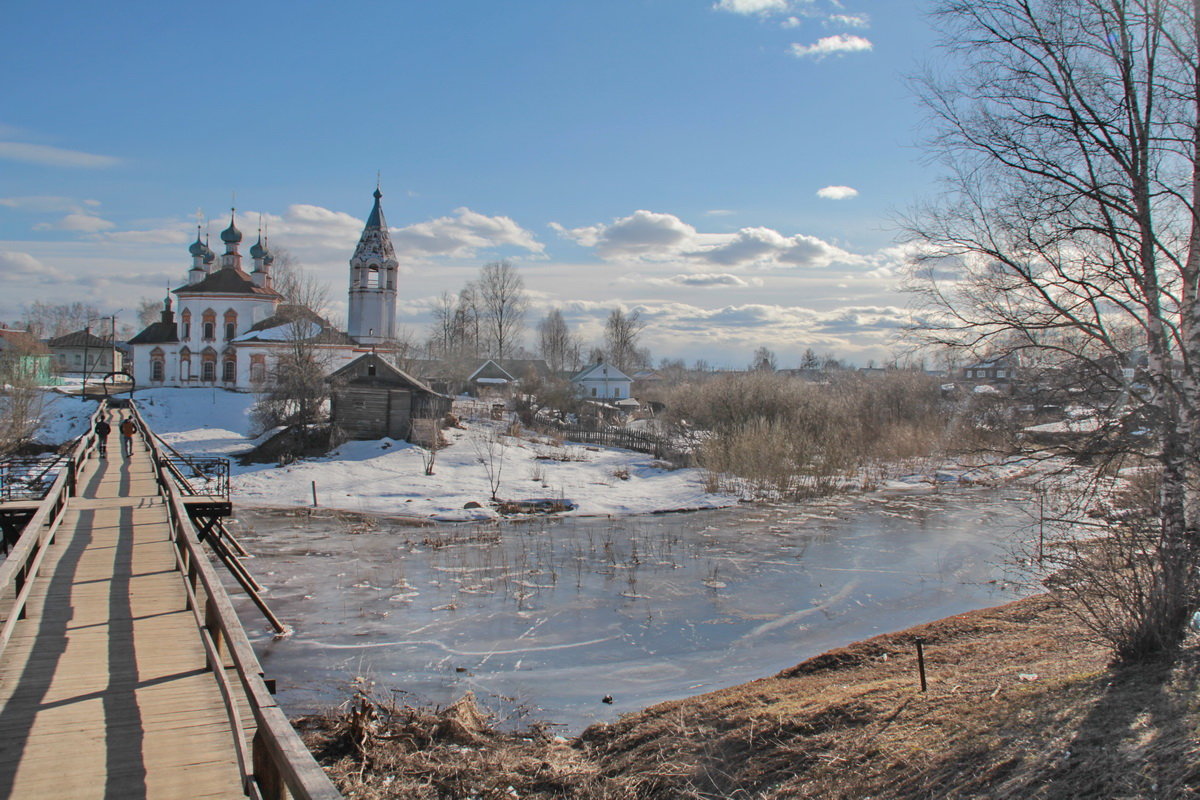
xmin=129 ymin=402 xmax=341 ymax=800
xmin=0 ymin=401 xmax=106 ymax=657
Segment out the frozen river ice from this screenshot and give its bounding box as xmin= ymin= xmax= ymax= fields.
xmin=228 ymin=487 xmax=1031 ymax=733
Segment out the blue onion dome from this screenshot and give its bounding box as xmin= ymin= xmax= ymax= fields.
xmin=250 ymin=237 xmax=266 ymax=259
xmin=220 ymin=211 xmax=242 ymax=244
xmin=203 ymin=246 xmax=216 ymax=265
xmin=263 ymin=251 xmax=275 ymax=267
xmin=188 ymin=231 xmax=206 ymax=257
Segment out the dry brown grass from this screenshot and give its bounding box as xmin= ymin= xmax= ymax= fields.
xmin=301 ymin=594 xmax=1200 ymax=799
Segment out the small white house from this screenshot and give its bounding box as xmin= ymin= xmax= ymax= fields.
xmin=571 ymin=361 xmax=633 ymax=400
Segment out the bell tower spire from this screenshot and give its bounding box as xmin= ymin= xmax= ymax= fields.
xmin=347 ymin=185 xmax=398 ymax=345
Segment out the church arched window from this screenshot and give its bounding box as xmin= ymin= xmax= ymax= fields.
xmin=250 ymin=354 xmax=267 ymax=384
xmin=367 ymin=266 xmax=380 ymax=289
xmin=224 ymin=309 xmax=238 ymax=341
xmin=181 ymin=310 xmax=191 ymax=340
xmin=222 ymin=357 xmax=236 ymax=383
xmin=202 ymin=309 xmax=216 ymax=341
xmin=149 ymin=347 xmax=165 ymax=383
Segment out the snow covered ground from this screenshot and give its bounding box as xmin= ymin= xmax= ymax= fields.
xmin=31 ymin=387 xmax=1048 ymax=521
xmin=48 ymin=387 xmax=739 ymax=521
xmin=31 ymin=390 xmax=96 ymax=446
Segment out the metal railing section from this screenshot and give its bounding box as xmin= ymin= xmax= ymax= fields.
xmin=129 ymin=402 xmax=341 ymax=800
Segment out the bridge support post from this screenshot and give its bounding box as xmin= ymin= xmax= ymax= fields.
xmin=204 ymin=597 xmax=223 ymax=665
xmin=252 ymin=728 xmax=286 ymax=800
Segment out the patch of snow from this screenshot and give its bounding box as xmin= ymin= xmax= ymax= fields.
xmin=231 ymin=423 xmax=740 ymax=519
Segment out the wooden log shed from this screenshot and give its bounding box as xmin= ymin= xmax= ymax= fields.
xmin=327 ymin=353 xmax=450 ymax=442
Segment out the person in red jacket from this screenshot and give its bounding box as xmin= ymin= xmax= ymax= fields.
xmin=119 ymin=417 xmax=137 ymax=457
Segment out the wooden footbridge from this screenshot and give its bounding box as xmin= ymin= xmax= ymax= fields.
xmin=0 ymin=401 xmax=341 ymax=799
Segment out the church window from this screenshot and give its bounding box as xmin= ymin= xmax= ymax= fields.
xmin=222 ymin=358 xmax=236 ymax=383
xmin=591 ymin=387 xmax=597 ymax=397
xmin=367 ymin=363 xmax=377 ymax=377
xmin=367 ymin=266 xmax=380 ymax=289
xmin=250 ymin=354 xmax=266 ymax=384
xmin=151 ymin=360 xmax=164 ymax=382
xmin=202 ymin=361 xmax=215 ymax=382
xmin=202 ymin=309 xmax=216 ymax=341
xmin=225 ymin=322 xmax=236 ymax=340
xmin=181 ymin=310 xmax=191 ymax=340
xmin=203 ymin=322 xmax=215 ymax=340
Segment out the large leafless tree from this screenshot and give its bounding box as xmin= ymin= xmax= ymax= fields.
xmin=604 ymin=308 xmax=648 ymax=373
xmin=537 ymin=308 xmax=580 ymax=373
xmin=907 ymin=0 xmax=1200 ymax=656
xmin=478 ymin=261 xmax=527 ymax=359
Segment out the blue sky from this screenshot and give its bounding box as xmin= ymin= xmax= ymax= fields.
xmin=0 ymin=0 xmax=940 ymax=367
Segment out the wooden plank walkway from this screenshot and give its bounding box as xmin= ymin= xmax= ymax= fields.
xmin=0 ymin=414 xmax=244 ymax=799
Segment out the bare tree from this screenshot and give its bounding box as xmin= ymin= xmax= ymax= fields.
xmin=604 ymin=308 xmax=647 ymax=372
xmin=537 ymin=308 xmax=578 ymax=373
xmin=0 ymin=334 xmax=47 ymax=455
xmin=750 ymin=346 xmax=777 ymax=372
xmin=477 ymin=261 xmax=527 ymax=359
xmin=473 ymin=428 xmax=508 ymax=501
xmin=410 ymin=416 xmax=443 ymax=475
xmin=136 ymin=297 xmax=162 ymax=329
xmin=251 ymin=253 xmax=334 ymax=437
xmin=21 ymin=301 xmax=100 ymax=339
xmin=907 ymin=0 xmax=1200 ymax=657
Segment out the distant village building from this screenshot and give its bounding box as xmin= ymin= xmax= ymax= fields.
xmin=47 ymin=329 xmax=124 ymax=377
xmin=327 ymin=353 xmax=449 ymax=441
xmin=466 ymin=359 xmax=552 ymax=397
xmin=961 ymin=356 xmax=1018 ymax=392
xmin=571 ymin=361 xmax=633 ymax=400
xmin=128 ymin=188 xmax=401 ymax=390
xmin=0 ymin=328 xmax=54 ymax=385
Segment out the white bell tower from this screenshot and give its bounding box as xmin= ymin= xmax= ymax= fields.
xmin=347 ymin=187 xmax=398 ymax=345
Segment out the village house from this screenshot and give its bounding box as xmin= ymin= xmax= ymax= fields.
xmin=571 ymin=361 xmax=633 ymax=401
xmin=327 ymin=353 xmax=449 ymax=441
xmin=0 ymin=328 xmax=54 ymax=385
xmin=466 ymin=358 xmax=552 ymax=397
xmin=46 ymin=328 xmax=124 ymax=377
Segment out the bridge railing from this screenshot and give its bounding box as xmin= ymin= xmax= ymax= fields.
xmin=0 ymin=401 xmax=105 ymax=655
xmin=129 ymin=402 xmax=341 ymax=800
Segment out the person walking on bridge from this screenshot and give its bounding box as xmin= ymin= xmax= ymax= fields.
xmin=94 ymin=417 xmax=111 ymax=457
xmin=119 ymin=417 xmax=137 ymax=457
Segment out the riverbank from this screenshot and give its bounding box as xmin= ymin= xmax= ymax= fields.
xmin=297 ymin=592 xmax=1200 ymax=799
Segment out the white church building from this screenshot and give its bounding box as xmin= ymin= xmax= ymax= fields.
xmin=129 ymin=188 xmax=399 ymax=390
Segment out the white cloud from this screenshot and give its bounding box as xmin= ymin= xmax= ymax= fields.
xmin=0 ymin=196 xmax=96 ymax=213
xmin=704 ymin=209 xmax=737 ymax=217
xmin=0 ymin=142 xmax=120 ymax=169
xmin=393 ymin=207 xmax=544 ymax=258
xmin=642 ymin=273 xmax=761 ymax=289
xmin=0 ymin=251 xmax=60 ymax=282
xmin=826 ymin=13 xmax=869 ymax=27
xmin=693 ymin=227 xmax=863 ymax=269
xmin=553 ymin=210 xmax=697 ymax=260
xmin=35 ymin=213 xmax=115 ymax=233
xmin=714 ymin=0 xmax=790 ymax=14
xmin=554 ymin=211 xmax=865 ymax=272
xmin=790 ymin=34 xmax=873 ymax=59
xmin=99 ymin=226 xmax=192 ymax=245
xmin=817 ymin=185 xmax=859 ymax=200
